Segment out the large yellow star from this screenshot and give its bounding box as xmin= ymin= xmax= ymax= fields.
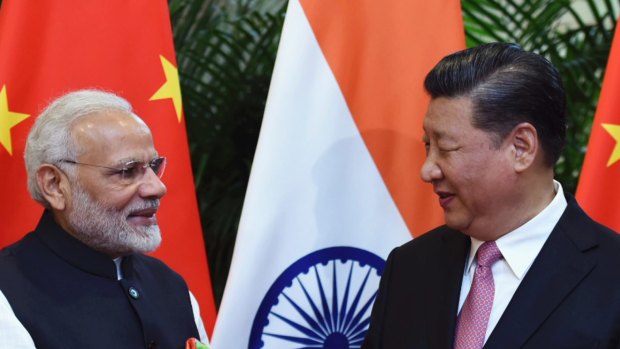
xmin=150 ymin=55 xmax=183 ymax=123
xmin=602 ymin=123 xmax=620 ymax=167
xmin=0 ymin=85 xmax=30 ymax=156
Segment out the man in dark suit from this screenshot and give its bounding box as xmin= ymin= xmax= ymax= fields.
xmin=0 ymin=90 xmax=210 ymax=348
xmin=362 ymin=43 xmax=620 ymax=348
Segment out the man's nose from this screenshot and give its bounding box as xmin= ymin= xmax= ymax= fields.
xmin=420 ymin=154 xmax=442 ymax=183
xmin=138 ymin=167 xmax=167 ymax=199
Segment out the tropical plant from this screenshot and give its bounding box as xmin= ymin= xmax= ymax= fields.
xmin=170 ymin=0 xmax=286 ymax=305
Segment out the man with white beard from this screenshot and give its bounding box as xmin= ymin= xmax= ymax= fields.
xmin=0 ymin=90 xmax=209 ymax=349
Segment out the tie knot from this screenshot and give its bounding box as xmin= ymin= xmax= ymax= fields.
xmin=477 ymin=241 xmax=502 ymax=267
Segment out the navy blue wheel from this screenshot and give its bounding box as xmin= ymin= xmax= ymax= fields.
xmin=249 ymin=247 xmax=385 ymax=349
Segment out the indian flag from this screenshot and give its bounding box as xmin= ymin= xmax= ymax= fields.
xmin=212 ymin=1 xmax=464 ymax=347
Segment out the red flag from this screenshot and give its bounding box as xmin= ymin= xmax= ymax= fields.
xmin=576 ymin=21 xmax=620 ymax=233
xmin=0 ymin=1 xmax=216 ymax=332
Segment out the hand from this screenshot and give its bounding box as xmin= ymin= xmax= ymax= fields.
xmin=185 ymin=337 xmax=211 ymax=349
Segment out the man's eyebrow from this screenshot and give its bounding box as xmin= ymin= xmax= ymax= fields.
xmin=423 ymin=129 xmax=448 ymax=140
xmin=114 ymin=157 xmax=139 ymax=165
xmin=113 ymin=155 xmax=159 ymax=166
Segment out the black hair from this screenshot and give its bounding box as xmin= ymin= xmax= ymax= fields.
xmin=424 ymin=42 xmax=566 ymax=166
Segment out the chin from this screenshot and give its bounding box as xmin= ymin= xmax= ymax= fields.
xmin=137 ymin=229 xmax=162 ymax=253
xmin=443 ymin=216 xmax=471 ymax=234
xmin=116 ymin=225 xmax=162 ymax=255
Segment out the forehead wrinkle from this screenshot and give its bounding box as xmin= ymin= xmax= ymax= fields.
xmin=72 ymin=111 xmax=158 ymax=169
xmin=424 ymin=114 xmax=446 ymax=138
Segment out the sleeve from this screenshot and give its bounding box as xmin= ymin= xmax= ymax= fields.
xmin=188 ymin=291 xmax=210 ymax=344
xmin=0 ymin=290 xmax=36 ymax=349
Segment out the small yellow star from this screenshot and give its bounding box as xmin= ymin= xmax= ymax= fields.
xmin=0 ymin=85 xmax=30 ymax=156
xmin=150 ymin=55 xmax=183 ymax=123
xmin=602 ymin=123 xmax=620 ymax=167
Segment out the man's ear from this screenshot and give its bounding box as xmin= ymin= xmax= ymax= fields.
xmin=36 ymin=164 xmax=71 ymax=211
xmin=509 ymin=122 xmax=538 ymax=172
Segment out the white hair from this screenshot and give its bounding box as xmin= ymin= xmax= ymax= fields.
xmin=25 ymin=89 xmax=134 ymax=207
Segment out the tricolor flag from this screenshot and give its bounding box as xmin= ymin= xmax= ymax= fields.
xmin=576 ymin=19 xmax=620 ymax=233
xmin=0 ymin=0 xmax=216 ymax=332
xmin=212 ymin=1 xmax=464 ymax=347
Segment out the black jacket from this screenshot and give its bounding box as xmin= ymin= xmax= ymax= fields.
xmin=0 ymin=210 xmax=199 ymax=349
xmin=363 ymin=195 xmax=620 ymax=349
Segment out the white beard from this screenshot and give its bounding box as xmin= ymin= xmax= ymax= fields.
xmin=66 ymin=181 xmax=162 ymax=256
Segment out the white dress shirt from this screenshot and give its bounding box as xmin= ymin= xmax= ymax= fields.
xmin=0 ymin=290 xmax=36 ymax=349
xmin=457 ymin=181 xmax=567 ymax=344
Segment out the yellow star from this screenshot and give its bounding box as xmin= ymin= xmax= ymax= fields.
xmin=602 ymin=123 xmax=620 ymax=167
xmin=0 ymin=85 xmax=30 ymax=156
xmin=150 ymin=55 xmax=183 ymax=123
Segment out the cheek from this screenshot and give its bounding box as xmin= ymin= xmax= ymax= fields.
xmin=92 ymin=186 xmax=137 ymax=211
xmin=460 ymin=157 xmax=512 ymax=203
xmin=445 ymin=155 xmax=499 ymax=199
xmin=445 ymin=159 xmax=485 ymax=186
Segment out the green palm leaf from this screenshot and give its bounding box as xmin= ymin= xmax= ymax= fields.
xmin=170 ymin=0 xmax=286 ymax=305
xmin=462 ymin=0 xmax=618 ymax=192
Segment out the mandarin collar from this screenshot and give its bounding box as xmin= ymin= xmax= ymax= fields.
xmin=34 ymin=210 xmax=134 ymax=280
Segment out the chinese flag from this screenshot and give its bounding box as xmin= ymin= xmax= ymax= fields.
xmin=576 ymin=20 xmax=620 ymax=233
xmin=0 ymin=1 xmax=216 ymax=332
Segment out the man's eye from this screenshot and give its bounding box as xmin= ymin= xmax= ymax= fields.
xmin=439 ymin=147 xmax=459 ymax=153
xmin=118 ymin=163 xmax=141 ymax=178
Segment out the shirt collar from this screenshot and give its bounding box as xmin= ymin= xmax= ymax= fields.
xmin=113 ymin=257 xmax=124 ymax=280
xmin=465 ymin=180 xmax=567 ymax=279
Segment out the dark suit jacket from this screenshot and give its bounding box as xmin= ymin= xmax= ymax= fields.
xmin=362 ymin=195 xmax=620 ymax=349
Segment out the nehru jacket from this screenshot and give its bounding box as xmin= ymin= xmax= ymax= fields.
xmin=0 ymin=210 xmax=199 ymax=349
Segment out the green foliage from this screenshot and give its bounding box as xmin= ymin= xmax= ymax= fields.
xmin=462 ymin=0 xmax=618 ymax=192
xmin=170 ymin=0 xmax=286 ymax=305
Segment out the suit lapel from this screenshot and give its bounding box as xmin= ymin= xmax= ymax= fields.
xmin=427 ymin=230 xmax=470 ymax=348
xmin=485 ymin=198 xmax=599 ymax=348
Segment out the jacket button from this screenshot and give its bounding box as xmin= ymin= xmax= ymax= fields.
xmin=128 ymin=287 xmax=140 ymax=299
xmin=147 ymin=340 xmax=158 ymax=349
